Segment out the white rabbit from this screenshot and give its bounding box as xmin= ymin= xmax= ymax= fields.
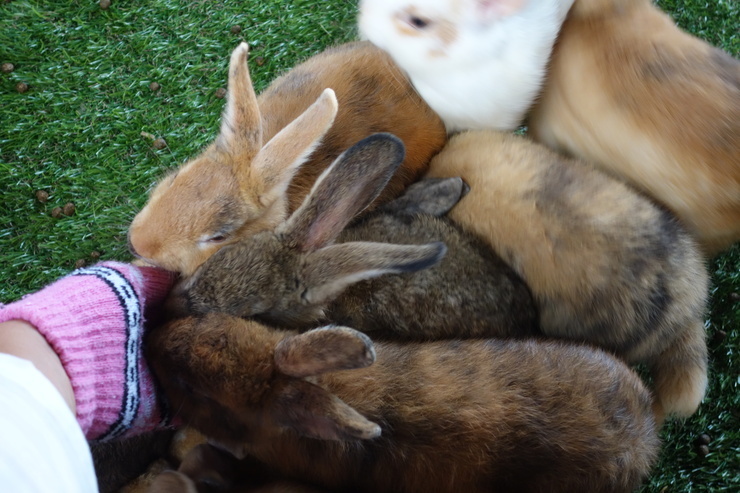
xmin=357 ymin=0 xmax=575 ymax=132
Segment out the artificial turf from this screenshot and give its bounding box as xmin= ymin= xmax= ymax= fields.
xmin=0 ymin=0 xmax=738 ymax=491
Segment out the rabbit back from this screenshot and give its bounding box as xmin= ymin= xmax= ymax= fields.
xmin=427 ymin=131 xmax=707 ymax=360
xmin=330 ymin=205 xmax=540 ymax=340
xmin=528 ymin=0 xmax=740 ymax=255
xmin=259 ymin=41 xmax=448 ymax=212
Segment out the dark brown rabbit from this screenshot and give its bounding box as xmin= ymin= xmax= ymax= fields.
xmin=426 ymin=129 xmax=709 ymax=422
xmin=146 ymin=313 xmax=660 ymax=493
xmin=128 ymin=41 xmax=446 ymax=277
xmin=167 ymin=133 xmax=539 ymax=341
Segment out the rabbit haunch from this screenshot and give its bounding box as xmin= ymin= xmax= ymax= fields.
xmin=147 ymin=313 xmax=660 ymax=493
xmin=168 ymin=133 xmax=539 ymax=342
xmin=528 ymin=0 xmax=740 ymax=255
xmin=426 ymin=129 xmax=709 ymax=422
xmin=357 ymin=0 xmax=575 ymax=132
xmin=128 ymin=41 xmax=446 ymax=276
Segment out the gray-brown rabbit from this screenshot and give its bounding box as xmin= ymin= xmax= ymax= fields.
xmin=166 ymin=132 xmax=539 ymax=341
xmin=426 ymin=129 xmax=710 ymax=423
xmin=128 ymin=41 xmax=446 ymax=277
xmin=145 ymin=312 xmax=660 ymax=493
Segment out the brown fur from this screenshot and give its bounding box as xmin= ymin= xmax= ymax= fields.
xmin=128 ymin=41 xmax=446 ymax=276
xmin=425 ymin=130 xmax=709 ymax=421
xmin=168 ymin=134 xmax=538 ymax=342
xmin=528 ymin=0 xmax=740 ymax=256
xmin=90 ymin=430 xmax=175 ymax=493
xmin=146 ymin=313 xmax=659 ymax=493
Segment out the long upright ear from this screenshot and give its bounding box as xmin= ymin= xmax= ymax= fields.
xmin=271 ymin=378 xmax=381 ymax=441
xmin=275 ymin=326 xmax=376 ymax=378
xmin=277 ymin=133 xmax=406 ymax=251
xmin=302 ymin=241 xmax=447 ymax=305
xmin=381 ymin=177 xmax=469 ymax=217
xmin=250 ymin=88 xmax=339 ymax=206
xmin=216 ymin=42 xmax=263 ymax=153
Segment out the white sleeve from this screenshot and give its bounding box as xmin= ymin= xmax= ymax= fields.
xmin=0 ymin=353 xmax=98 ymax=492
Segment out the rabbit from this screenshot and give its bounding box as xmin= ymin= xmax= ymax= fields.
xmin=128 ymin=41 xmax=447 ymax=276
xmin=166 ymin=132 xmax=540 ymax=342
xmin=145 ymin=312 xmax=660 ymax=493
xmin=527 ymin=0 xmax=740 ymax=256
xmin=356 ymin=0 xmax=575 ymax=132
xmin=425 ymin=129 xmax=710 ymax=423
xmin=148 ymin=444 xmax=329 ymax=493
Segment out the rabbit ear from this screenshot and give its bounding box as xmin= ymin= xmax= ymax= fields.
xmin=476 ymin=0 xmax=526 ymax=20
xmin=302 ymin=241 xmax=447 ymax=305
xmin=275 ymin=326 xmax=376 ymax=378
xmin=278 ymin=133 xmax=406 ymax=252
xmin=382 ymin=177 xmax=468 ymax=217
xmin=216 ymin=42 xmax=263 ymax=153
xmin=271 ymin=378 xmax=381 ymax=441
xmin=249 ymin=88 xmax=339 ymax=206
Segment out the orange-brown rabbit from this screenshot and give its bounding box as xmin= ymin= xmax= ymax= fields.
xmin=426 ymin=130 xmax=709 ymax=423
xmin=128 ymin=41 xmax=446 ymax=276
xmin=146 ymin=313 xmax=659 ymax=493
xmin=527 ymin=0 xmax=740 ymax=256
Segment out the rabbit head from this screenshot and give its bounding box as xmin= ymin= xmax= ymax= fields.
xmin=359 ymin=0 xmax=536 ymax=70
xmin=167 ymin=133 xmax=446 ymax=325
xmin=148 ymin=313 xmax=381 ymax=449
xmin=128 ymin=42 xmax=339 ymax=276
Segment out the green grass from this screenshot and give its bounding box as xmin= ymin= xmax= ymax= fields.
xmin=0 ymin=0 xmax=737 ymax=491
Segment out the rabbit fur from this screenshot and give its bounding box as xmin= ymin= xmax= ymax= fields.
xmin=357 ymin=0 xmax=575 ymax=132
xmin=425 ymin=129 xmax=709 ymax=422
xmin=145 ymin=313 xmax=660 ymax=493
xmin=128 ymin=41 xmax=446 ymax=276
xmin=166 ymin=132 xmax=539 ymax=342
xmin=527 ymin=0 xmax=740 ymax=256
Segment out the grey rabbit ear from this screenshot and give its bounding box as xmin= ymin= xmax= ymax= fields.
xmin=302 ymin=241 xmax=447 ymax=306
xmin=382 ymin=177 xmax=469 ymax=217
xmin=271 ymin=378 xmax=381 ymax=441
xmin=278 ymin=133 xmax=406 ymax=252
xmin=275 ymin=326 xmax=376 ymax=378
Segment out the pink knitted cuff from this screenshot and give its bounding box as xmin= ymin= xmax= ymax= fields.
xmin=0 ymin=261 xmax=177 ymax=441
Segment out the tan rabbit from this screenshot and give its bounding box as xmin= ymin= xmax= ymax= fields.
xmin=425 ymin=129 xmax=709 ymax=422
xmin=128 ymin=41 xmax=446 ymax=276
xmin=527 ymin=0 xmax=740 ymax=256
xmin=166 ymin=133 xmax=539 ymax=341
xmin=145 ymin=312 xmax=659 ymax=493
xmin=148 ymin=444 xmax=328 ymax=493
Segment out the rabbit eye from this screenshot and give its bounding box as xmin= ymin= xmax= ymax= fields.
xmin=206 ymin=234 xmax=229 ymax=244
xmin=407 ymin=15 xmax=431 ymax=29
